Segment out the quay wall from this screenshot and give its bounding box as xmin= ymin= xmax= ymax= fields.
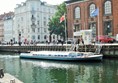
xmin=0 ymin=45 xmax=118 ymax=57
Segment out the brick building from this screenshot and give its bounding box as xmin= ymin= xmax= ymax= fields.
xmin=66 ymin=0 xmax=118 ymax=39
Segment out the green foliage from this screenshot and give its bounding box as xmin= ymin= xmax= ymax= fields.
xmin=48 ymin=2 xmax=66 ymax=40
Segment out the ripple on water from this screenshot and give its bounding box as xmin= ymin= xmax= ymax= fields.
xmin=0 ymin=55 xmax=19 ymax=58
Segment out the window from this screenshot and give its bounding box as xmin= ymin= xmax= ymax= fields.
xmin=44 ymin=28 xmax=46 ymax=33
xmin=104 ymin=21 xmax=112 ymax=35
xmin=89 ymin=4 xmax=96 ymax=17
xmin=38 ymin=35 xmax=40 ymax=39
xmin=21 ymin=17 xmax=23 ymax=21
xmin=44 ymin=21 xmax=46 ymax=26
xmin=37 ymin=21 xmax=39 ymax=25
xmin=74 ymin=7 xmax=80 ymax=19
xmin=32 ymin=28 xmax=35 ymax=33
xmin=32 ymin=35 xmax=35 ymax=40
xmin=44 ymin=35 xmax=47 ymax=39
xmin=104 ymin=1 xmax=112 ymax=15
xmin=38 ymin=28 xmax=40 ymax=32
xmin=44 ymin=17 xmax=46 ymax=20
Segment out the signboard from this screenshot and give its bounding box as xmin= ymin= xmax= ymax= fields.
xmin=74 ymin=30 xmax=92 ymax=44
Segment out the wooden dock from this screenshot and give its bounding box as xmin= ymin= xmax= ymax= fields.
xmin=0 ymin=73 xmax=23 ymax=83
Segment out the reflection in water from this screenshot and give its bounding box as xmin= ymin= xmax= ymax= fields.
xmin=0 ymin=55 xmax=118 ymax=83
xmin=20 ymin=59 xmax=102 ymax=83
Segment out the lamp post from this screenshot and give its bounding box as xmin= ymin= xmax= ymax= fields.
xmin=107 ymin=24 xmax=110 ymax=35
xmin=19 ymin=32 xmax=21 ymax=46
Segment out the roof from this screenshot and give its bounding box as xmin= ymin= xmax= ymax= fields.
xmin=65 ymin=0 xmax=84 ymax=4
xmin=0 ymin=12 xmax=14 ymax=20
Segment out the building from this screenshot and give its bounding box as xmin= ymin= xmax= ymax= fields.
xmin=4 ymin=12 xmax=14 ymax=43
xmin=0 ymin=12 xmax=14 ymax=43
xmin=13 ymin=0 xmax=57 ymax=44
xmin=0 ymin=14 xmax=5 ymax=42
xmin=66 ymin=0 xmax=118 ymax=39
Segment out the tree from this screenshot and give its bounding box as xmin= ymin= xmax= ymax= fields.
xmin=48 ymin=2 xmax=67 ymax=42
xmin=48 ymin=17 xmax=59 ymax=42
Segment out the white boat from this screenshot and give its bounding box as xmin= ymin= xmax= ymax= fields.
xmin=20 ymin=51 xmax=103 ymax=61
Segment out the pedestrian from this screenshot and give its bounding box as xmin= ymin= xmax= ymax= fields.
xmin=61 ymin=40 xmax=63 ymax=46
xmin=75 ymin=37 xmax=80 ymax=51
xmin=80 ymin=36 xmax=84 ymax=45
xmin=82 ymin=38 xmax=84 ymax=45
xmin=78 ymin=38 xmax=80 ymax=45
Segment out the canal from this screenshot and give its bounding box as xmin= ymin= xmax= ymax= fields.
xmin=0 ymin=53 xmax=118 ymax=83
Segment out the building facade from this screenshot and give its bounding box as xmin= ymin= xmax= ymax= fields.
xmin=66 ymin=0 xmax=118 ymax=39
xmin=0 ymin=14 xmax=4 ymax=42
xmin=0 ymin=12 xmax=14 ymax=43
xmin=13 ymin=0 xmax=57 ymax=44
xmin=4 ymin=12 xmax=14 ymax=43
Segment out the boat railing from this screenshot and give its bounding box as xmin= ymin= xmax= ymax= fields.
xmin=95 ymin=45 xmax=102 ymax=54
xmin=69 ymin=39 xmax=78 ymax=51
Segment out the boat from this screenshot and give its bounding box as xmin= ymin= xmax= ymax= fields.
xmin=20 ymin=50 xmax=103 ymax=61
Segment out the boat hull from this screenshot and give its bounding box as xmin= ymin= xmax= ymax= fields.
xmin=20 ymin=52 xmax=103 ymax=61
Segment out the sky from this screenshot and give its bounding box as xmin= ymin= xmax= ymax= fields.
xmin=0 ymin=0 xmax=65 ymax=14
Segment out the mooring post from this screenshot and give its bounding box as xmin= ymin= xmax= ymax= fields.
xmin=10 ymin=79 xmax=15 ymax=83
xmin=0 ymin=68 xmax=4 ymax=78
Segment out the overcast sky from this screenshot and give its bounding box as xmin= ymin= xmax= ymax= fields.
xmin=0 ymin=0 xmax=65 ymax=14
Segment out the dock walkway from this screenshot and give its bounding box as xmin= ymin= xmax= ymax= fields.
xmin=0 ymin=73 xmax=23 ymax=83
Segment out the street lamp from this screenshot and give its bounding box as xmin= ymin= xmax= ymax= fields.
xmin=19 ymin=32 xmax=21 ymax=46
xmin=107 ymin=25 xmax=110 ymax=35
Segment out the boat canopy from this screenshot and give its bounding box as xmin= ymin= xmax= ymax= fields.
xmin=33 ymin=51 xmax=83 ymax=55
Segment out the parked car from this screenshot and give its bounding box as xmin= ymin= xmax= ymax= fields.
xmin=96 ymin=35 xmax=116 ymax=43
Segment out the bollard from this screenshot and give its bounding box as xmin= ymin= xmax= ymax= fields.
xmin=0 ymin=69 xmax=4 ymax=78
xmin=10 ymin=79 xmax=15 ymax=83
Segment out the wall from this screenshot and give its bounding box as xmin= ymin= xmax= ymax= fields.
xmin=66 ymin=0 xmax=117 ymax=39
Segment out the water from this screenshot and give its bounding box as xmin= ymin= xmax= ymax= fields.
xmin=0 ymin=53 xmax=118 ymax=83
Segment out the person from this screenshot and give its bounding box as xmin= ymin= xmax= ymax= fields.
xmin=82 ymin=38 xmax=84 ymax=45
xmin=76 ymin=36 xmax=80 ymax=45
xmin=61 ymin=40 xmax=63 ymax=46
xmin=46 ymin=40 xmax=48 ymax=45
xmin=75 ymin=37 xmax=80 ymax=51
xmin=92 ymin=38 xmax=95 ymax=45
xmin=78 ymin=38 xmax=80 ymax=44
xmin=80 ymin=36 xmax=84 ymax=45
xmin=53 ymin=40 xmax=56 ymax=45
